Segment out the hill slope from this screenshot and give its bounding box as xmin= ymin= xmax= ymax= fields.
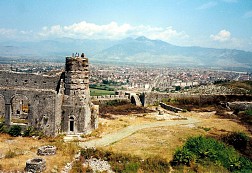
xmin=0 ymin=36 xmax=251 ymax=69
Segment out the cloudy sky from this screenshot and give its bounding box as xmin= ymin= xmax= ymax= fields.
xmin=0 ymin=0 xmax=252 ymax=51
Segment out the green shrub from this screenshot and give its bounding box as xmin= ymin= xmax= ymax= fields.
xmin=123 ymin=162 xmax=140 ymax=173
xmin=141 ymin=156 xmax=170 ymax=173
xmin=0 ymin=123 xmax=8 ymax=133
xmin=23 ymin=126 xmax=40 ymax=137
xmin=172 ymin=148 xmax=195 ymax=166
xmin=171 ymin=136 xmax=252 ymax=172
xmin=8 ymin=125 xmax=21 ymax=137
xmin=245 ymin=109 xmax=252 ymax=116
xmin=222 ymin=132 xmax=249 ymax=151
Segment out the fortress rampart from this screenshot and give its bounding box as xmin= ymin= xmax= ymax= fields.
xmin=0 ymin=54 xmax=98 ymax=136
xmin=0 ymin=71 xmax=60 ymax=90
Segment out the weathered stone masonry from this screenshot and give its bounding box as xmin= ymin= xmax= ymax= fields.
xmin=0 ymin=55 xmax=98 ymax=136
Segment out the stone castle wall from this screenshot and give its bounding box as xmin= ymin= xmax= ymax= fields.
xmin=143 ymin=92 xmax=252 ymax=106
xmin=0 ymin=71 xmax=60 ymax=90
xmin=0 ymin=89 xmax=59 ymax=136
xmin=0 ymin=55 xmax=98 ymax=136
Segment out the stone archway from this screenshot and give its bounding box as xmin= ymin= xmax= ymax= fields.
xmin=131 ymin=95 xmax=136 ymax=105
xmin=69 ymin=116 xmax=76 ymax=133
xmin=130 ymin=94 xmax=142 ymax=106
xmin=10 ymin=94 xmax=29 ymax=124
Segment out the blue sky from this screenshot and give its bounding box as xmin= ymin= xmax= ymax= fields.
xmin=0 ymin=0 xmax=252 ymax=51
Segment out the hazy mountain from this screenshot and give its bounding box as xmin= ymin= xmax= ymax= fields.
xmin=93 ymin=36 xmax=252 ymax=68
xmin=0 ymin=36 xmax=251 ymax=69
xmin=0 ymin=38 xmax=117 ymax=61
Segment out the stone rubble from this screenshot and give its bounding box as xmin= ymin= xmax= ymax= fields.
xmin=83 ymin=158 xmax=114 ymax=173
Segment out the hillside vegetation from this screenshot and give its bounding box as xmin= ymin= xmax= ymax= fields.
xmin=220 ymin=81 xmax=252 ymax=94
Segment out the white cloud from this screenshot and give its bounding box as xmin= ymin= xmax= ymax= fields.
xmin=39 ymin=21 xmax=132 ymax=39
xmin=0 ymin=28 xmax=34 ymax=41
xmin=210 ymin=30 xmax=231 ymax=42
xmin=38 ymin=21 xmax=189 ymax=42
xmin=0 ymin=28 xmax=17 ymax=37
xmin=244 ymin=11 xmax=252 ymax=18
xmin=197 ymin=1 xmax=217 ymax=10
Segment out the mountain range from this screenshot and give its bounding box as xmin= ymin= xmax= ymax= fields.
xmin=0 ymin=36 xmax=251 ymax=70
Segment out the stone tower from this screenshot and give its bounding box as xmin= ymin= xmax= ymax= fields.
xmin=61 ymin=54 xmax=98 ymax=134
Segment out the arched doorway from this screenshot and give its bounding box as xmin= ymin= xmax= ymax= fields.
xmin=11 ymin=94 xmax=29 ymax=124
xmin=69 ymin=116 xmax=75 ymax=132
xmin=131 ymin=95 xmax=136 ymax=105
xmin=130 ymin=94 xmax=142 ymax=106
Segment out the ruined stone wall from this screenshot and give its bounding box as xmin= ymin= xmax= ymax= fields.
xmin=227 ymin=102 xmax=252 ymax=111
xmin=90 ymin=95 xmax=129 ymax=101
xmin=0 ymin=71 xmax=60 ymax=90
xmin=160 ymin=102 xmax=183 ymax=112
xmin=54 ymin=80 xmax=64 ymax=134
xmin=143 ymin=92 xmax=252 ymax=106
xmin=28 ymin=91 xmax=58 ymax=136
xmin=142 ymin=92 xmax=170 ymax=106
xmin=0 ymin=89 xmax=58 ymax=136
xmin=0 ymin=95 xmax=4 ymax=117
xmin=0 ymin=55 xmax=98 ymax=136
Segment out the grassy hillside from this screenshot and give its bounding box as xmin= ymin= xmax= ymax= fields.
xmin=220 ymin=81 xmax=252 ymax=94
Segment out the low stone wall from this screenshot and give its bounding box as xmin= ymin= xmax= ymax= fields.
xmin=91 ymin=95 xmax=129 ymax=101
xmin=160 ymin=102 xmax=183 ymax=113
xmin=25 ymin=158 xmax=46 ymax=173
xmin=144 ymin=92 xmax=252 ymax=106
xmin=92 ymin=99 xmax=130 ymax=105
xmin=227 ymin=102 xmax=252 ymax=111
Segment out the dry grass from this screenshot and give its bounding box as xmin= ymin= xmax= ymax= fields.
xmin=0 ymin=134 xmax=79 ymax=172
xmin=182 ymin=111 xmax=249 ymax=136
xmin=102 ymin=111 xmax=249 ymax=162
xmin=97 ymin=114 xmax=157 ymax=136
xmin=103 ymin=125 xmax=205 ymax=161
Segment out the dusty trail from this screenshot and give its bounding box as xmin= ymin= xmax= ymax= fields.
xmin=79 ymin=117 xmax=200 ymax=148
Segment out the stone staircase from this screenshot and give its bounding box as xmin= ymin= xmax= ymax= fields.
xmin=63 ymin=134 xmax=82 ymax=142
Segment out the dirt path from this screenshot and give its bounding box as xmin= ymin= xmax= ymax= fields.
xmin=79 ymin=117 xmax=200 ymax=148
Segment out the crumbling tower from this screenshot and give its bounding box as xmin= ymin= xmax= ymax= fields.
xmin=61 ymin=54 xmax=98 ymax=134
